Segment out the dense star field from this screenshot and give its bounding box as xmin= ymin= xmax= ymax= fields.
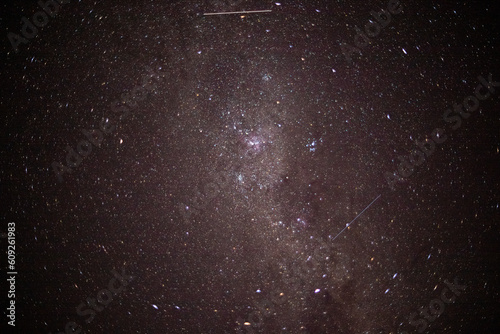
xmin=1 ymin=0 xmax=499 ymax=333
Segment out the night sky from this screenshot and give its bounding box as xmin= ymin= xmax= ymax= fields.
xmin=1 ymin=0 xmax=499 ymax=333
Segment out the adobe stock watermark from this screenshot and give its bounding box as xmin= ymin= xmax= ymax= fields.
xmin=51 ymin=65 xmax=165 ymax=183
xmin=235 ymin=234 xmax=336 ymax=333
xmin=399 ymin=277 xmax=466 ymax=333
xmin=340 ymin=0 xmax=403 ymax=63
xmin=234 ymin=194 xmax=382 ymax=332
xmin=385 ymin=73 xmax=500 ymax=190
xmin=177 ymin=165 xmax=234 ymax=225
xmin=7 ymin=0 xmax=73 ymax=53
xmin=177 ymin=138 xmax=270 ymax=225
xmin=48 ymin=265 xmax=136 ymax=334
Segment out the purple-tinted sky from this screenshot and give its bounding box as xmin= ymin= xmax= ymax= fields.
xmin=1 ymin=0 xmax=499 ymax=333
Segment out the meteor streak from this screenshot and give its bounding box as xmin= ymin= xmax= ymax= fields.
xmin=203 ymin=10 xmax=272 ymax=16
xmin=331 ymin=194 xmax=382 ymax=241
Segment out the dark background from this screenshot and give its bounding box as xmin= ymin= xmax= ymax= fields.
xmin=1 ymin=0 xmax=499 ymax=333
